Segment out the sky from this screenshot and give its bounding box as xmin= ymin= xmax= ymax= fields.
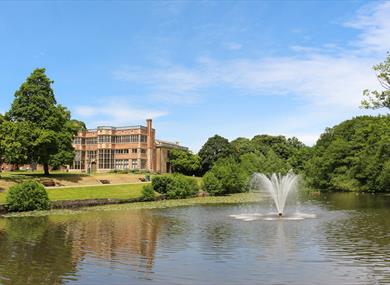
xmin=0 ymin=1 xmax=389 ymax=151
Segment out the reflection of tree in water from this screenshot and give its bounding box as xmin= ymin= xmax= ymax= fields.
xmin=320 ymin=194 xmax=390 ymax=284
xmin=0 ymin=210 xmax=168 ymax=284
xmin=0 ymin=217 xmax=77 ymax=285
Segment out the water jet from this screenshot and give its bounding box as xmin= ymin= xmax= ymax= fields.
xmin=251 ymin=170 xmax=298 ymax=217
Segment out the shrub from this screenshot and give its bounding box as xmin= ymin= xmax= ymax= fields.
xmin=151 ymin=174 xmax=199 ymax=199
xmin=141 ymin=184 xmax=156 ymax=200
xmin=166 ymin=175 xmax=198 ymax=199
xmin=204 ymin=158 xmax=249 ymax=195
xmin=6 ymin=181 xmax=50 ymax=212
xmin=203 ymin=171 xmax=223 ymax=196
xmin=151 ymin=175 xmax=174 ymax=194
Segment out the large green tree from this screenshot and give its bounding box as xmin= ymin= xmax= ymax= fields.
xmin=305 ymin=116 xmax=390 ymax=192
xmin=169 ymin=149 xmax=201 ymax=176
xmin=4 ymin=68 xmax=82 ymax=175
xmin=198 ymin=135 xmax=235 ymax=173
xmin=362 ymin=52 xmax=390 ymax=110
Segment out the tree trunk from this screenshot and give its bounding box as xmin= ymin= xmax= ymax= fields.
xmin=43 ymin=163 xmax=50 ymax=176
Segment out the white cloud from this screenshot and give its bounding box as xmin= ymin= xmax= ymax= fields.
xmin=345 ymin=2 xmax=390 ymax=53
xmin=74 ymin=99 xmax=167 ymax=127
xmin=113 ymin=1 xmax=390 ymax=111
xmin=112 ymin=2 xmax=390 ymax=147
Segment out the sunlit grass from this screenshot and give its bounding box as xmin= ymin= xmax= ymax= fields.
xmin=0 ymin=183 xmax=147 ymax=204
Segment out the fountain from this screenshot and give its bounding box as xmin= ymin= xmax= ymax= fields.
xmin=251 ymin=170 xmax=298 ymax=216
xmin=230 ymin=170 xmax=316 ymax=221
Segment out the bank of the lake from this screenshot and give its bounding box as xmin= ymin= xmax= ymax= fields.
xmin=1 ymin=192 xmax=263 ymax=217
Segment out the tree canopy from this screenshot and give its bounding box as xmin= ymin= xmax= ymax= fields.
xmin=305 ymin=116 xmax=390 ymax=192
xmin=2 ymin=68 xmax=83 ymax=175
xmin=198 ymin=135 xmax=235 ymax=173
xmin=169 ymin=149 xmax=201 ymax=176
xmin=362 ymin=52 xmax=390 ymax=110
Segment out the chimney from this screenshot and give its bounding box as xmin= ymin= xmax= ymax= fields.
xmin=146 ymin=118 xmax=152 ymax=131
xmin=146 ymin=119 xmax=154 ymax=171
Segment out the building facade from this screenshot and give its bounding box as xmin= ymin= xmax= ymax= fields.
xmin=70 ymin=119 xmax=187 ymax=173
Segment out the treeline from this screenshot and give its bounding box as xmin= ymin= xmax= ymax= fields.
xmin=169 ymin=53 xmax=390 ymax=194
xmin=170 ymin=115 xmax=389 ymax=194
xmin=169 ymin=134 xmax=310 ymax=195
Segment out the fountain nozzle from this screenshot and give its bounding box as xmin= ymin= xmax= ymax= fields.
xmin=278 ymin=213 xmax=283 ymax=217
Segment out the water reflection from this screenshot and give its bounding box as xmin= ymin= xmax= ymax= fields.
xmin=0 ymin=193 xmax=388 ymax=285
xmin=0 ymin=211 xmax=166 ymax=284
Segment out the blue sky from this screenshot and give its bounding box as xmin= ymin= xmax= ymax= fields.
xmin=0 ymin=1 xmax=389 ymax=151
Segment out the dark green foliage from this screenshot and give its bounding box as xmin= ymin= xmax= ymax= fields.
xmin=151 ymin=175 xmax=174 ymax=194
xmin=151 ymin=174 xmax=199 ymax=199
xmin=169 ymin=149 xmax=201 ymax=175
xmin=6 ymin=181 xmax=50 ymax=212
xmin=141 ymin=184 xmax=156 ymax=200
xmin=203 ymin=158 xmax=249 ymax=195
xmin=3 ymin=68 xmax=84 ymax=175
xmin=231 ymin=134 xmax=308 ymax=173
xmin=198 ymin=135 xmax=235 ymax=173
xmin=305 ymin=116 xmax=390 ymax=192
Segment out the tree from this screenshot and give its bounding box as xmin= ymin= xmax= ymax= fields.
xmin=198 ymin=135 xmax=235 ymax=173
xmin=4 ymin=68 xmax=82 ymax=175
xmin=231 ymin=137 xmax=256 ymax=156
xmin=362 ymin=52 xmax=390 ymax=110
xmin=305 ymin=116 xmax=390 ymax=192
xmin=204 ymin=157 xmax=248 ymax=195
xmin=169 ymin=149 xmax=201 ymax=176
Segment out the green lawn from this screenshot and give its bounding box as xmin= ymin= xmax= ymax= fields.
xmin=0 ymin=183 xmax=146 ymax=204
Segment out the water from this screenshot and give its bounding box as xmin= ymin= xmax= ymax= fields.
xmin=0 ymin=192 xmax=389 ymax=285
xmin=251 ymin=171 xmax=299 ymax=216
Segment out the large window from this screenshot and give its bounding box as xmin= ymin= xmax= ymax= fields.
xmin=131 ymin=159 xmax=138 ymax=169
xmin=115 ymin=159 xmax=129 ymax=170
xmin=85 ymin=137 xmax=97 ymax=145
xmin=115 ymin=149 xmax=129 ymax=154
xmin=113 ymin=135 xmax=147 ymax=143
xmin=98 ymin=149 xmax=114 ymax=169
xmin=73 ymin=137 xmax=82 ymax=144
xmin=70 ymin=150 xmax=85 ymax=170
xmin=86 ymin=150 xmax=97 ymax=161
xmin=141 ymin=159 xmax=146 ymax=169
xmin=98 ymin=135 xmax=112 ymax=143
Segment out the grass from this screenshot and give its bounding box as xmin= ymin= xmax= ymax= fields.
xmin=0 ymin=183 xmax=146 ymax=204
xmin=2 ymin=192 xmax=263 ymax=218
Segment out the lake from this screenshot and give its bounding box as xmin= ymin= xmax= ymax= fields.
xmin=0 ymin=192 xmax=389 ymax=285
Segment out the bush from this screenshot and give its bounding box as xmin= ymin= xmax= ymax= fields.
xmin=166 ymin=175 xmax=198 ymax=199
xmin=141 ymin=184 xmax=156 ymax=200
xmin=151 ymin=174 xmax=199 ymax=199
xmin=203 ymin=158 xmax=249 ymax=196
xmin=6 ymin=181 xmax=50 ymax=212
xmin=151 ymin=175 xmax=174 ymax=194
xmin=203 ymin=171 xmax=223 ymax=196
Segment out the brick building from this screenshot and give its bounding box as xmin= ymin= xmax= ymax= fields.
xmin=70 ymin=119 xmax=187 ymax=173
